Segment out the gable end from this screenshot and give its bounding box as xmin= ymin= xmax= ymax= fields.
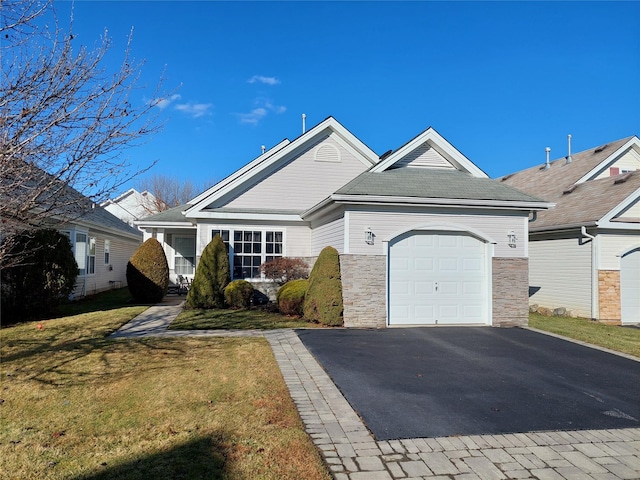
xmin=390 ymin=142 xmax=454 ymax=170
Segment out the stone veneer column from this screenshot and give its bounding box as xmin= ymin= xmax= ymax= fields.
xmin=339 ymin=254 xmax=387 ymax=328
xmin=598 ymin=270 xmax=621 ymax=323
xmin=492 ymin=257 xmax=529 ymax=327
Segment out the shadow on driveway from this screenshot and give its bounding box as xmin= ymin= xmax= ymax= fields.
xmin=297 ymin=327 xmax=640 ymax=441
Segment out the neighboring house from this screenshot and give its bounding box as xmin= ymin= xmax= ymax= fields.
xmin=101 ymin=188 xmax=163 ymax=228
xmin=500 ymin=136 xmax=640 ymax=324
xmin=58 ymin=205 xmax=143 ymax=298
xmin=136 ymin=117 xmax=551 ymax=327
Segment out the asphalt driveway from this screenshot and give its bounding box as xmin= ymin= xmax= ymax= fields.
xmin=296 ymin=327 xmax=640 ymax=441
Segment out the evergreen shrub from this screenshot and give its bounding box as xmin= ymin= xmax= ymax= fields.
xmin=186 ymin=234 xmax=230 ymax=309
xmin=276 ymin=279 xmax=308 ymax=316
xmin=126 ymin=238 xmax=169 ymax=303
xmin=303 ymin=246 xmax=343 ymax=326
xmin=224 ymin=280 xmax=254 ymax=309
xmin=0 ymin=229 xmax=78 ymax=322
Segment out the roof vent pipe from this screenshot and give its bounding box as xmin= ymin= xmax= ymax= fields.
xmin=544 ymin=147 xmax=551 ymax=170
xmin=302 ymin=113 xmax=306 ymax=134
xmin=566 ymin=134 xmax=573 ymax=164
xmin=261 ymin=145 xmax=266 ymax=154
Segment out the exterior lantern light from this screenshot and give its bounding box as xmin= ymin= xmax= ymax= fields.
xmin=365 ymin=227 xmax=374 ymax=245
xmin=508 ymin=230 xmax=517 ymax=248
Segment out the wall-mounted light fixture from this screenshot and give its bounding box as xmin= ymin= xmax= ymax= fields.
xmin=365 ymin=227 xmax=374 ymax=245
xmin=508 ymin=230 xmax=517 ymax=248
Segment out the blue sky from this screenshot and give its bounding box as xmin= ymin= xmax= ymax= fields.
xmin=57 ymin=1 xmax=639 ymax=193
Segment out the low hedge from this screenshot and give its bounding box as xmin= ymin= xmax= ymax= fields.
xmin=224 ymin=280 xmax=254 ymax=309
xmin=276 ymin=279 xmax=308 ymax=316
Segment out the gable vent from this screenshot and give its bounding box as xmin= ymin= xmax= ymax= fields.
xmin=392 ymin=142 xmax=453 ymax=169
xmin=314 ymin=143 xmax=341 ymax=163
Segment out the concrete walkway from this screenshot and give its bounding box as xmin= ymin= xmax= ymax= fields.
xmin=111 ymin=300 xmax=640 ymax=480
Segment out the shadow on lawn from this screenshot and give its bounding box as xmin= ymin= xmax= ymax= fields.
xmin=74 ymin=436 xmax=228 ymax=480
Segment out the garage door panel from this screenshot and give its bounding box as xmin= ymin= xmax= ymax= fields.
xmin=389 ymin=231 xmax=487 ymax=325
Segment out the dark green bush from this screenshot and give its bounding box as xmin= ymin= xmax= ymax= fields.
xmin=126 ymin=238 xmax=169 ymax=303
xmin=0 ymin=229 xmax=78 ymax=322
xmin=224 ymin=280 xmax=254 ymax=309
xmin=303 ymin=246 xmax=343 ymax=326
xmin=277 ymin=279 xmax=308 ymax=317
xmin=186 ymin=234 xmax=230 ymax=309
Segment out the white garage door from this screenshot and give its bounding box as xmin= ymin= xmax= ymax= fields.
xmin=389 ymin=231 xmax=488 ymax=325
xmin=621 ymin=247 xmax=640 ymax=325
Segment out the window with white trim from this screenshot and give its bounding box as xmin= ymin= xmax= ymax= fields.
xmin=75 ymin=232 xmax=87 ymax=275
xmin=104 ymin=239 xmax=111 ymax=265
xmin=212 ymin=228 xmax=283 ymax=279
xmin=174 ymin=236 xmax=196 ymax=275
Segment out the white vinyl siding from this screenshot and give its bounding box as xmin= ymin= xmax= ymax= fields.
xmin=528 ymin=237 xmax=592 ymax=317
xmin=390 ymin=143 xmax=454 ymax=169
xmin=598 ymin=233 xmax=640 ymax=270
xmin=614 ymin=198 xmax=640 ymax=221
xmin=346 ymin=210 xmax=527 ymax=258
xmin=591 ymin=148 xmax=640 ymax=180
xmin=311 ymin=217 xmax=344 ymax=255
xmin=220 ymin=135 xmax=369 ymax=211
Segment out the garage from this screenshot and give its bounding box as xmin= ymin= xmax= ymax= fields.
xmin=388 ymin=231 xmax=488 ymax=325
xmin=621 ymin=246 xmax=640 ymax=325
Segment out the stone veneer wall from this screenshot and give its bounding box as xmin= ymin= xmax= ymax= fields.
xmin=598 ymin=270 xmax=621 ymax=323
xmin=340 ymin=254 xmax=387 ymax=328
xmin=492 ymin=257 xmax=529 ymax=327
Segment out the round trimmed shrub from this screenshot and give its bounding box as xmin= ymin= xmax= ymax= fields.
xmin=126 ymin=238 xmax=169 ymax=303
xmin=1 ymin=229 xmax=78 ymax=322
xmin=186 ymin=234 xmax=230 ymax=309
xmin=224 ymin=280 xmax=254 ymax=309
xmin=303 ymin=246 xmax=343 ymax=326
xmin=277 ymin=279 xmax=308 ymax=316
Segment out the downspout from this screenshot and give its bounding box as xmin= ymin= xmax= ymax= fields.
xmin=581 ymin=226 xmax=598 ymax=320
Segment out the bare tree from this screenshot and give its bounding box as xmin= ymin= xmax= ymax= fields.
xmin=0 ymin=0 xmax=167 ymax=268
xmin=135 ymin=174 xmax=215 ymax=212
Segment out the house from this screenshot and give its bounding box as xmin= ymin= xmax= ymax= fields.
xmin=101 ymin=188 xmax=164 ymax=228
xmin=136 ymin=117 xmax=551 ymax=327
xmin=58 ymin=204 xmax=143 ymax=298
xmin=500 ymin=136 xmax=640 ymax=324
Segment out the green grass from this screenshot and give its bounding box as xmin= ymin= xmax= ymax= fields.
xmin=0 ymin=291 xmax=330 ymax=480
xmin=529 ymin=313 xmax=640 ymax=358
xmin=169 ymin=307 xmax=325 ymax=330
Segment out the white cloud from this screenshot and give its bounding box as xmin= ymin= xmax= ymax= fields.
xmin=151 ymin=94 xmax=181 ymax=110
xmin=248 ymin=75 xmax=280 ymax=86
xmin=237 ymin=108 xmax=268 ymax=125
xmin=175 ymin=102 xmax=213 ymax=118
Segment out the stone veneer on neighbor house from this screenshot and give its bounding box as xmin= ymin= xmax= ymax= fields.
xmin=491 ymin=257 xmax=529 ymax=327
xmin=340 ymin=255 xmax=387 ymax=328
xmin=598 ymin=270 xmax=621 ymax=323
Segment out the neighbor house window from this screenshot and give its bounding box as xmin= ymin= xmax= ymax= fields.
xmin=104 ymin=239 xmax=111 ymax=265
xmin=211 ymin=228 xmax=284 ymax=279
xmin=174 ymin=236 xmax=196 ymax=275
xmin=75 ymin=233 xmax=87 ymax=275
xmin=87 ymin=237 xmax=96 ymax=275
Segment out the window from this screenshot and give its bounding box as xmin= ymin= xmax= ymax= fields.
xmin=104 ymin=239 xmax=111 ymax=265
xmin=88 ymin=237 xmax=96 ymax=275
xmin=75 ymin=233 xmax=87 ymax=275
xmin=212 ymin=228 xmax=284 ymax=279
xmin=174 ymin=236 xmax=196 ymax=275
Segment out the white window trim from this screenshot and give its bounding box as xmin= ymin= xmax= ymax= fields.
xmin=173 ymin=235 xmax=196 ymax=276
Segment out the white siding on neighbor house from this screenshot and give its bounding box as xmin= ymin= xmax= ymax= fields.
xmin=598 ymin=232 xmax=640 ymax=270
xmin=220 ymin=135 xmax=370 ymax=211
xmin=391 ymin=142 xmax=455 ymax=169
xmin=346 ymin=209 xmax=528 ymax=257
xmin=311 ymin=216 xmax=344 ymax=255
xmin=528 ymin=237 xmax=592 ymax=317
xmin=592 ymin=148 xmax=640 ymax=180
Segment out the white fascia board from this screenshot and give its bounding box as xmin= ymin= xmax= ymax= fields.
xmin=575 ymin=136 xmax=640 ymax=184
xmin=134 ymin=221 xmax=195 ymax=229
xmin=72 ymin=219 xmax=143 ymax=241
xmin=599 ymin=186 xmax=640 ymax=225
xmin=193 ymin=211 xmax=303 ymax=222
xmin=186 ymin=139 xmax=291 ymax=207
xmin=325 ymin=120 xmax=379 ymax=166
xmin=370 ymin=127 xmax=488 ymax=178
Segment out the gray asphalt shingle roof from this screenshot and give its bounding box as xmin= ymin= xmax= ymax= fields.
xmin=335 ymin=168 xmax=546 ymax=203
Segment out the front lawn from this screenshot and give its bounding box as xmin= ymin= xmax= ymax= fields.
xmin=170 ymin=307 xmax=323 ymax=330
xmin=529 ymin=313 xmax=640 ymax=358
xmin=0 ymin=293 xmax=330 ymax=480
